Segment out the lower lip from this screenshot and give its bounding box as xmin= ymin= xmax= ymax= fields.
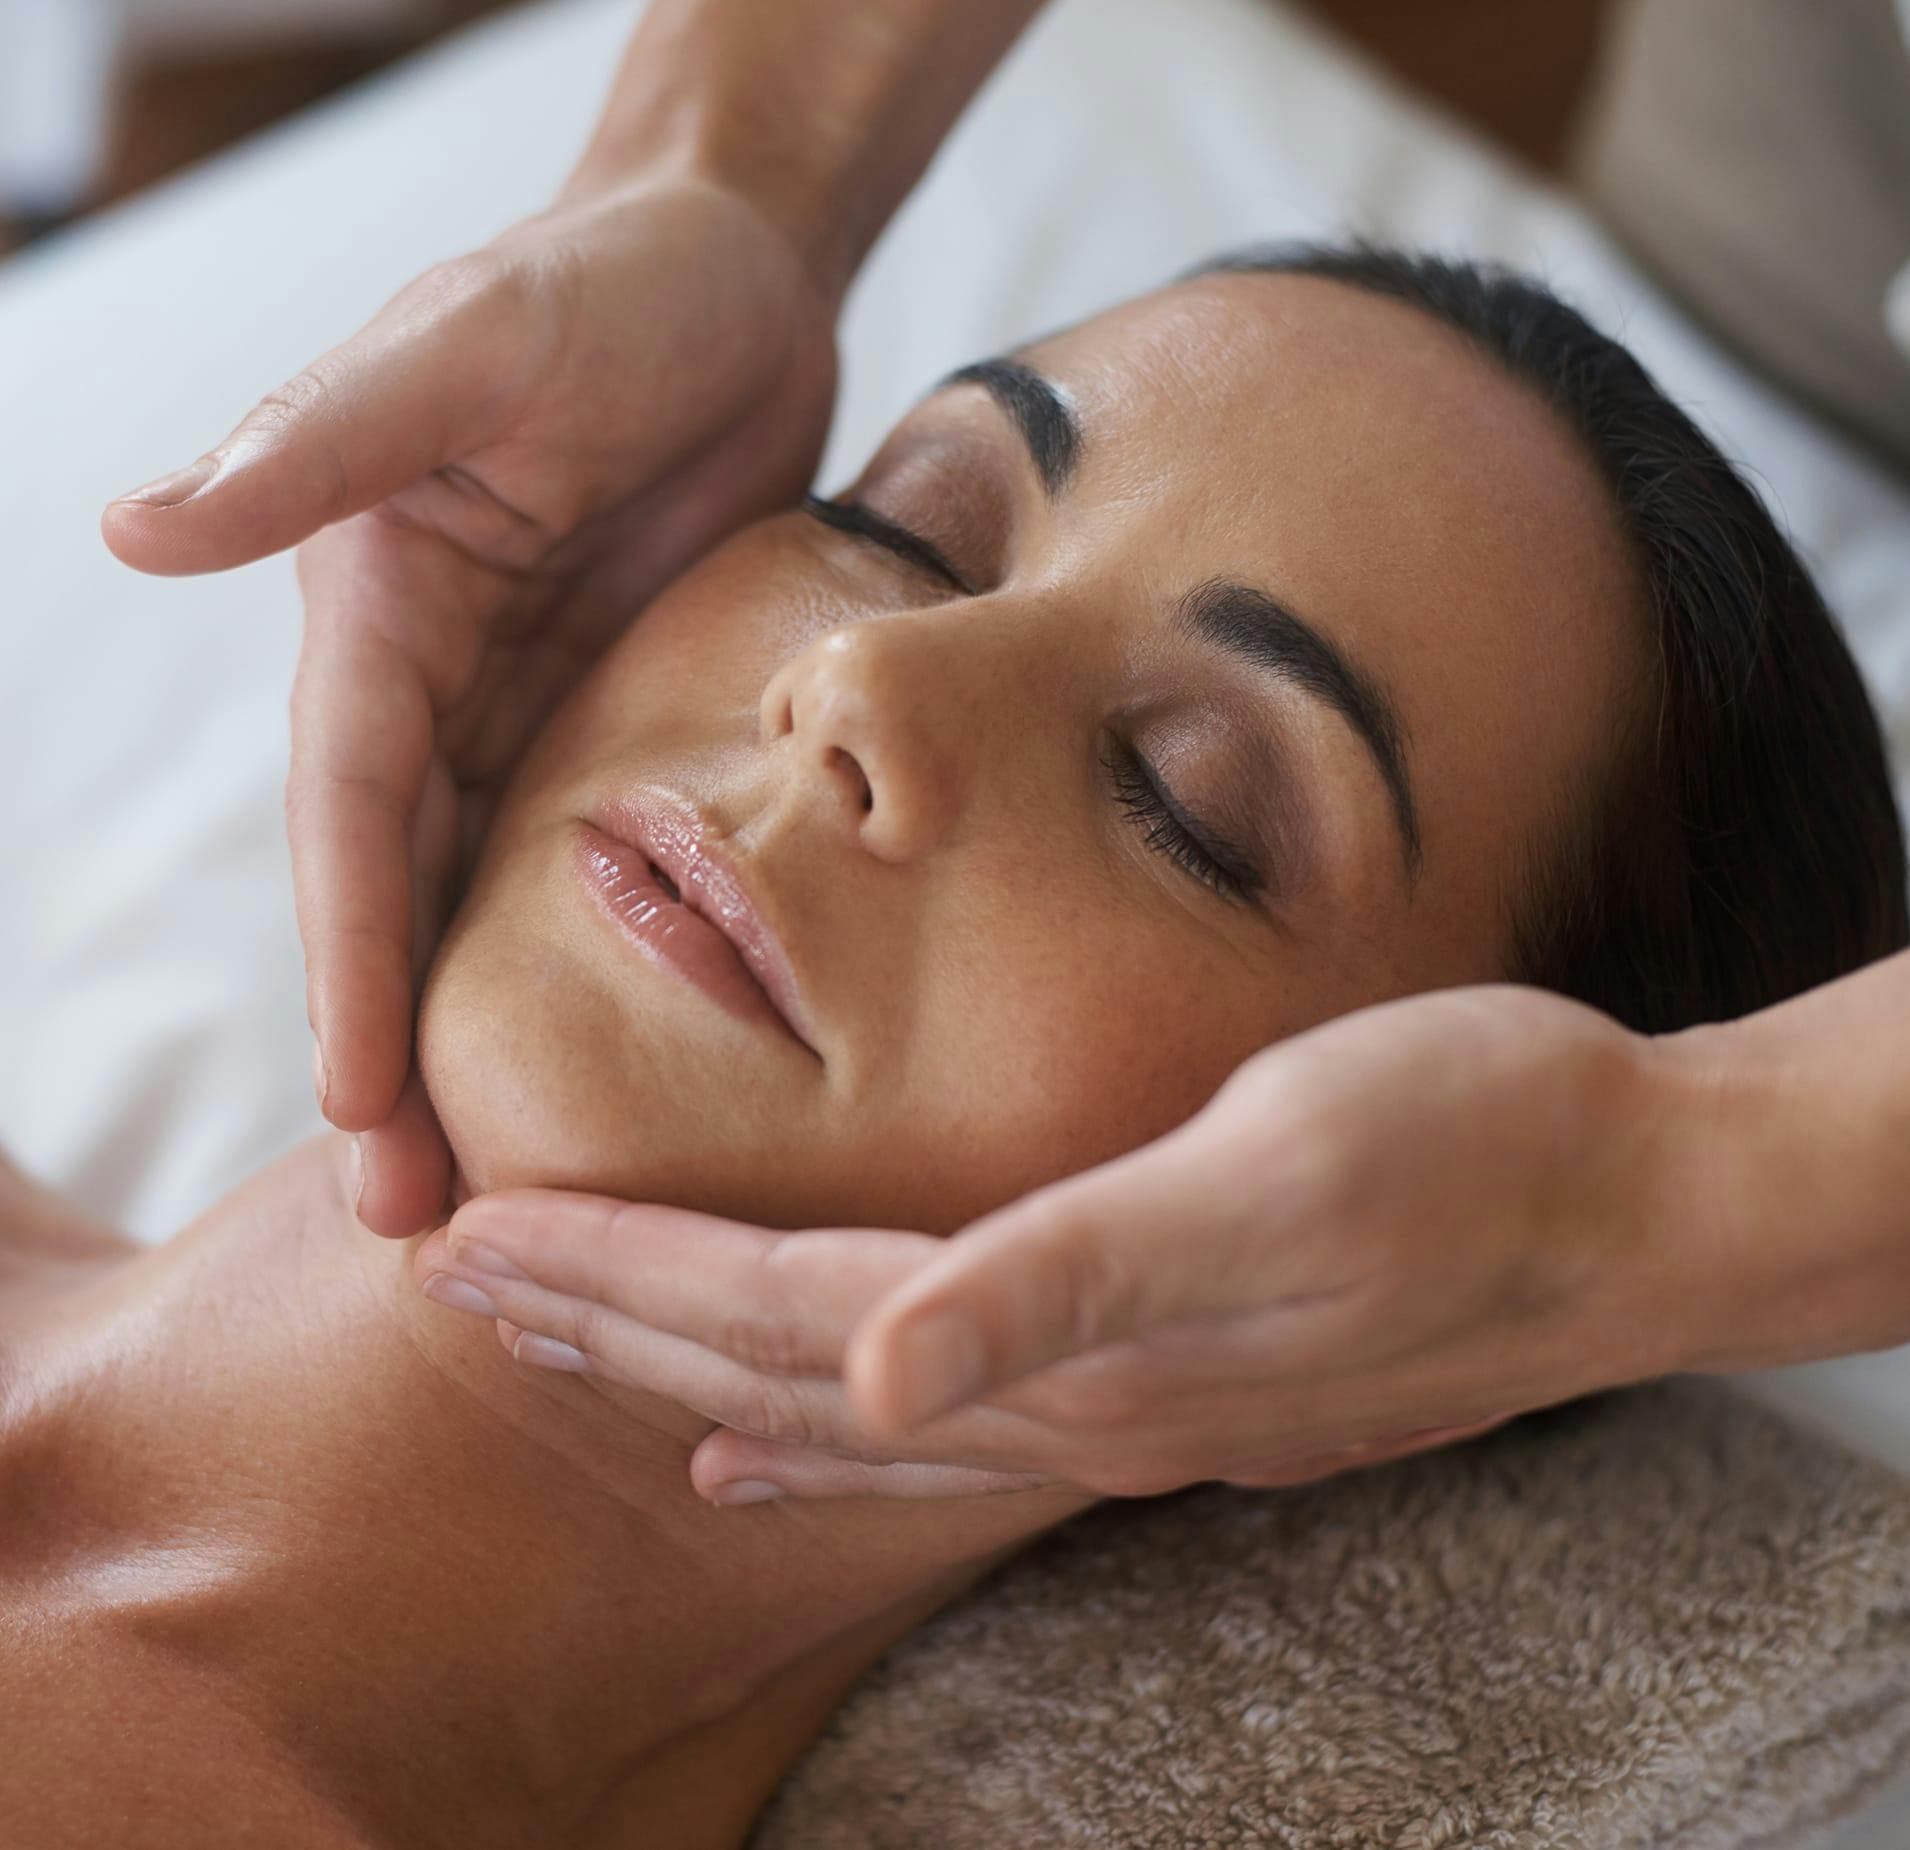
xmin=574 ymin=824 xmax=803 ymax=1047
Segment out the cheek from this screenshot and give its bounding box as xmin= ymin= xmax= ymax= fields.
xmin=521 ymin=526 xmax=835 ymax=783
xmin=414 ymin=896 xmax=628 ymax=1199
xmin=881 ymin=905 xmax=1302 ymax=1220
xmin=595 ymin=524 xmax=864 ymax=713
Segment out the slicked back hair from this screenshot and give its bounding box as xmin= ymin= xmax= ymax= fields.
xmin=1196 ymin=242 xmax=1909 ymax=1031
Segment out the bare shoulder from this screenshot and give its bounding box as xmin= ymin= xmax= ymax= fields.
xmin=0 ymin=1614 xmax=379 ymax=1850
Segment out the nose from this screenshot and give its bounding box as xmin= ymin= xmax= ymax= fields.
xmin=758 ymin=616 xmax=976 ymax=862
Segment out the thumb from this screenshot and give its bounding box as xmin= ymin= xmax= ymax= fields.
xmin=845 ymin=1120 xmax=1239 ymax=1436
xmin=101 ymin=266 xmax=498 ymax=577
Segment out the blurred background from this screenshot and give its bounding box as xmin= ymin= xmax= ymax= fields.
xmin=0 ymin=0 xmax=513 ymax=251
xmin=0 ymin=0 xmax=1611 ymax=259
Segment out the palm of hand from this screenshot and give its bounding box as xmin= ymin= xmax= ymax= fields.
xmin=272 ymin=183 xmax=839 ymax=1225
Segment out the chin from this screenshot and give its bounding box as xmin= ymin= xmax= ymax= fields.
xmin=415 ymin=887 xmax=835 ymax=1226
xmin=417 ymin=910 xmax=640 ymax=1201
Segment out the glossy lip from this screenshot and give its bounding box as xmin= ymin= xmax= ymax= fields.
xmin=577 ymin=790 xmax=822 ymax=1060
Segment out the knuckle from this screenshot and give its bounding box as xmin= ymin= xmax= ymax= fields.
xmin=415 ymin=248 xmax=521 ymax=320
xmin=409 ymin=251 xmax=500 ymax=311
xmin=712 ymin=1314 xmax=813 ymax=1379
xmin=1021 ymin=1368 xmax=1137 ymax=1434
xmin=554 ymin=1297 xmax=616 ymax=1363
xmin=579 ymin=1203 xmax=654 ymax=1298
xmin=405 ymin=249 xmax=547 ymax=381
xmin=250 ymin=366 xmax=338 ymax=435
xmin=245 ymin=366 xmax=353 ymax=523
xmin=726 ymin=1376 xmax=821 ymax=1448
xmin=744 ymin=1235 xmax=835 ymax=1360
xmin=1020 ymin=1209 xmax=1144 ymax=1358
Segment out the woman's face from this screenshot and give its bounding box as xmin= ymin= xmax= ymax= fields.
xmin=420 ymin=272 xmax=1641 ymax=1231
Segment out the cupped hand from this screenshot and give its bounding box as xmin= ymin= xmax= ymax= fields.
xmin=101 ymin=176 xmax=839 ymax=1234
xmin=417 ymin=986 xmax=1702 ymax=1500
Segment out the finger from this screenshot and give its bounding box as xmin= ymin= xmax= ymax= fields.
xmin=100 ymin=261 xmax=499 ymax=577
xmin=287 ymin=548 xmax=444 ymax=1132
xmin=408 ymin=752 xmax=463 ymax=984
xmin=415 ymin=1256 xmax=1047 ymax=1464
xmin=844 ymin=1121 xmax=1261 ymax=1434
xmin=689 ymin=1429 xmax=1051 ymax=1505
xmin=352 ymin=1069 xmax=451 ymax=1239
xmin=445 ymin=1192 xmax=941 ymax=1376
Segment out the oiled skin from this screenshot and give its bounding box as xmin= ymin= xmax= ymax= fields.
xmin=0 ymin=1142 xmax=1078 ymax=1850
xmin=0 ymin=1163 xmax=355 ymax=1847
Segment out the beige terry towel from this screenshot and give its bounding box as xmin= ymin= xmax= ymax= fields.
xmin=755 ymin=1378 xmax=1910 ymax=1848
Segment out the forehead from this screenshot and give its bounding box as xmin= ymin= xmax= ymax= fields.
xmin=1020 ymin=272 xmax=1645 ymax=961
xmin=1025 ymin=272 xmax=1623 ymax=585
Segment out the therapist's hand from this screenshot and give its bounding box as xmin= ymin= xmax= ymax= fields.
xmin=100 ymin=178 xmax=838 ymax=1233
xmin=428 ymin=986 xmax=1712 ymax=1500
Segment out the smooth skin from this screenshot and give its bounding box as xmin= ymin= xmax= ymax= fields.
xmin=407 ymin=265 xmax=1653 ymax=1497
xmin=103 ymin=0 xmax=1910 ymax=1502
xmin=100 ymin=0 xmax=1038 ymax=1236
xmin=437 ymin=964 xmax=1910 ymax=1502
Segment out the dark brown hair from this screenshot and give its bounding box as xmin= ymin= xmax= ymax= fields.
xmin=1200 ymin=242 xmax=1909 ymax=1031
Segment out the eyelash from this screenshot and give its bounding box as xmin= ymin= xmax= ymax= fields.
xmin=802 ymin=493 xmax=1262 ymax=908
xmin=1103 ymin=739 xmax=1262 ymax=906
xmin=802 ymin=493 xmax=974 ymax=593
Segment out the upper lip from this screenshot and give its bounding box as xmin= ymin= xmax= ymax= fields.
xmin=588 ymin=787 xmax=821 ymax=1058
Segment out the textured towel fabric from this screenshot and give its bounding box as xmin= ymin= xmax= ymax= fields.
xmin=755 ymin=1379 xmax=1910 ymax=1848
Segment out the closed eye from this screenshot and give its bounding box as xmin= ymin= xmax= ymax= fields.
xmin=1103 ymin=737 xmax=1264 ymax=906
xmin=802 ymin=493 xmax=977 ymax=594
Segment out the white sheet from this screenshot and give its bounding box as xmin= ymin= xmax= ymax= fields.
xmin=2 ymin=2 xmax=1907 ymax=1832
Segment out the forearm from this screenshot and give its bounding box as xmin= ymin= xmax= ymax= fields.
xmin=1654 ymin=944 xmax=1910 ymax=1373
xmin=564 ymin=0 xmax=1047 ymax=297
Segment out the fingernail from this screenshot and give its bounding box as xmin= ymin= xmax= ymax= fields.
xmin=450 ymin=1238 xmax=529 ymax=1281
xmin=312 ymin=1040 xmax=330 ymax=1115
xmin=349 ymin=1136 xmax=365 ymax=1218
xmin=713 ymin=1479 xmax=784 ymax=1506
xmin=513 ymin=1332 xmax=589 ymax=1373
xmin=118 ymin=453 xmax=220 ymax=508
xmin=423 ymin=1273 xmax=499 ymax=1318
xmin=892 ymin=1310 xmax=986 ymax=1428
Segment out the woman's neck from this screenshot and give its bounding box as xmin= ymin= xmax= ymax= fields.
xmin=6 ymin=1136 xmax=1086 ymax=1849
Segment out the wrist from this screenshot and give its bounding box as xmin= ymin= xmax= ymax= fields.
xmin=561 ymin=103 xmax=859 ymax=307
xmin=559 ymin=0 xmax=1040 ymax=304
xmin=1548 ymin=1013 xmax=1716 ymax=1390
xmin=1642 ymin=1013 xmax=1907 ymax=1374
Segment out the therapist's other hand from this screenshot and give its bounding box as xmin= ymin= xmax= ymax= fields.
xmin=426 ymin=986 xmax=1696 ymax=1499
xmin=100 ymin=178 xmax=838 ymax=1234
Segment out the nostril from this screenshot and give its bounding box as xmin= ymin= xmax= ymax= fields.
xmin=825 ymin=745 xmax=874 ymax=814
xmin=759 ymin=683 xmax=796 ymax=743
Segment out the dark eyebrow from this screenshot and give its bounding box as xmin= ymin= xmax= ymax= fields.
xmin=936 ymin=358 xmax=1081 ymax=496
xmin=1177 ymin=578 xmax=1423 ymax=879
